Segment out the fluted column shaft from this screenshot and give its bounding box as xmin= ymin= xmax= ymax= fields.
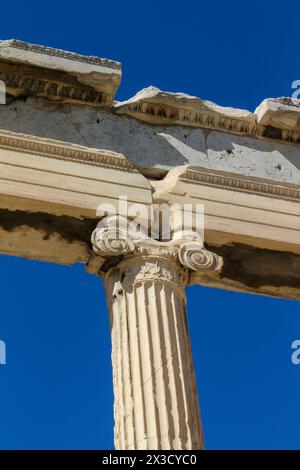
xmin=104 ymin=248 xmax=204 ymax=450
xmin=92 ymin=215 xmax=222 ymax=450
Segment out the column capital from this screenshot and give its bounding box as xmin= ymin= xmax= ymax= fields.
xmin=93 ymin=215 xmax=210 ymax=449
xmin=91 ymin=215 xmax=223 ymax=279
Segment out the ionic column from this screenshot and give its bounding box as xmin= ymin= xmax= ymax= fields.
xmin=91 ymin=217 xmax=222 ymax=450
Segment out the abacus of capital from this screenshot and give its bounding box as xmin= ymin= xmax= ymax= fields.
xmin=0 ymin=40 xmax=299 ymax=450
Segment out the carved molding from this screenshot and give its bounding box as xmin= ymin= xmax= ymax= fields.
xmin=91 ymin=222 xmax=135 ymax=257
xmin=1 ymin=41 xmax=300 ymax=145
xmin=258 ymin=124 xmax=300 ymax=144
xmin=111 ymin=257 xmax=189 ymax=289
xmin=91 ymin=216 xmax=223 ymax=277
xmin=116 ymin=99 xmax=258 ymax=135
xmin=0 ymin=129 xmax=137 ymax=172
xmin=256 ymin=98 xmax=300 ymax=143
xmin=115 ymin=88 xmax=300 ymax=145
xmin=0 ymin=40 xmax=121 ymax=105
xmin=3 ymin=39 xmax=121 ymax=70
xmin=180 ymin=167 xmax=300 ymax=202
xmin=179 ymin=242 xmax=222 ymax=272
xmin=0 ymin=62 xmax=113 ymax=106
xmin=116 ymin=98 xmax=300 ymax=144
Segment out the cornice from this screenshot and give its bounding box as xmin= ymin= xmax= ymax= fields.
xmin=115 ymin=87 xmax=300 ymax=146
xmin=0 ymin=63 xmax=113 ymax=106
xmin=0 ymin=129 xmax=137 ymax=173
xmin=115 ymin=100 xmax=257 ymax=135
xmin=0 ymin=39 xmax=121 ymax=105
xmin=1 ymin=40 xmax=121 ymax=70
xmin=0 ymin=40 xmax=300 ymax=146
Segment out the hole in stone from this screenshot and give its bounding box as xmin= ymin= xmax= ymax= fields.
xmin=276 ymin=164 xmax=282 ymax=170
xmin=96 ymin=118 xmax=100 ymax=124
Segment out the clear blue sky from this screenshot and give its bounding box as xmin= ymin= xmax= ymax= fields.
xmin=0 ymin=0 xmax=299 ymax=450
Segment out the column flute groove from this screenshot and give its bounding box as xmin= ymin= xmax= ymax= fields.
xmin=91 ymin=216 xmax=223 ymax=450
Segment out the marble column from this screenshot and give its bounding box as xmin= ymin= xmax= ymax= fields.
xmin=91 ymin=216 xmax=222 ymax=450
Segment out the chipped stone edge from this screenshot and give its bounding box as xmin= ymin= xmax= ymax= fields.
xmin=114 ymin=88 xmax=300 ymax=145
xmin=0 ymin=40 xmax=300 ymax=145
xmin=0 ymin=39 xmax=122 ymax=104
xmin=0 ymin=39 xmax=121 ymax=71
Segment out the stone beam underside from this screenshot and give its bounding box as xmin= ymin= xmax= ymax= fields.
xmin=1 ymin=208 xmax=300 ymax=300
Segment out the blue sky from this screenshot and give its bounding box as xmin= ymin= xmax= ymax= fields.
xmin=0 ymin=0 xmax=299 ymax=450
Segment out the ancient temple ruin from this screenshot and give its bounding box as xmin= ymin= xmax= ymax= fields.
xmin=0 ymin=40 xmax=299 ymax=450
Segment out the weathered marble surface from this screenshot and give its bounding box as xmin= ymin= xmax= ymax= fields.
xmin=0 ymin=41 xmax=299 ymax=454
xmin=0 ymin=39 xmax=299 ymax=299
xmin=115 ymin=85 xmax=256 ymax=128
xmin=0 ymin=40 xmax=121 ymax=105
xmin=256 ymin=97 xmax=300 ymax=130
xmin=0 ymin=41 xmax=298 ymax=184
xmin=0 ymin=97 xmax=299 ymax=184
